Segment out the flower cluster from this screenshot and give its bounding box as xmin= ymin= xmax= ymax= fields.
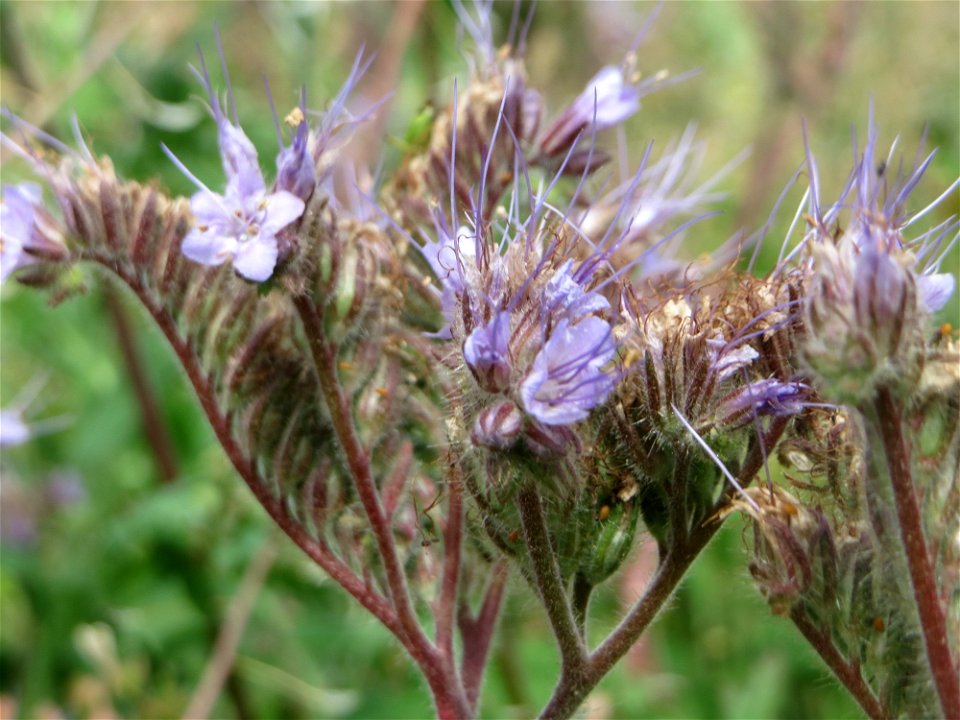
xmin=1 ymin=6 xmax=958 ymax=720
xmin=798 ymin=116 xmax=957 ymax=402
xmin=422 ymin=203 xmax=619 ymax=452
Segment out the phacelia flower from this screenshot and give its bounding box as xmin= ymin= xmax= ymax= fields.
xmin=538 ymin=50 xmax=688 ymax=161
xmin=540 ymin=67 xmax=641 ymax=158
xmin=166 ymin=53 xmax=305 ymax=282
xmin=520 ymin=317 xmax=617 ymax=425
xmin=1 ymin=183 xmax=44 ymax=282
xmin=274 ymin=95 xmax=317 ymax=203
xmin=795 ymin=113 xmax=959 ymax=400
xmin=464 ymin=311 xmax=513 ymax=393
xmin=0 ymin=407 xmax=32 ymax=447
xmin=394 ymin=106 xmax=625 ymax=446
xmin=717 ymin=379 xmax=808 ymax=428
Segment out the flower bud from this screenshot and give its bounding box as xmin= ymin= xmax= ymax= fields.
xmin=523 ymin=421 xmax=581 ymax=458
xmin=579 ymin=500 xmax=641 ymax=586
xmin=471 ymin=401 xmax=523 ymax=450
xmin=803 ymin=242 xmax=925 ymax=403
xmin=464 ymin=311 xmax=512 ymax=393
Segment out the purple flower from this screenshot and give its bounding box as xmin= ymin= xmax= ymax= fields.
xmin=181 ymin=170 xmax=304 ymax=282
xmin=917 ymin=273 xmax=955 ymax=313
xmin=167 ymin=54 xmax=305 ymax=282
xmin=540 ymin=67 xmax=642 ymax=157
xmin=0 ymin=408 xmax=31 ymax=447
xmin=543 ymin=260 xmax=610 ymax=323
xmin=718 ymin=379 xmax=807 ymax=428
xmin=520 ymin=317 xmax=616 ymax=425
xmin=275 ymin=99 xmax=317 ymax=202
xmin=1 ymin=182 xmax=43 ymax=282
xmin=464 ymin=311 xmax=512 ymax=393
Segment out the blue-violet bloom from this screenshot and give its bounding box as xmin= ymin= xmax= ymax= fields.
xmin=0 ymin=182 xmax=43 ymax=283
xmin=520 ymin=317 xmax=617 ymax=425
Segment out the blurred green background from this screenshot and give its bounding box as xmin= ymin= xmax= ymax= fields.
xmin=1 ymin=2 xmax=957 ymax=718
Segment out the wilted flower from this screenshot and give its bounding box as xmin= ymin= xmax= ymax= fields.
xmin=619 ymin=272 xmax=805 ymax=442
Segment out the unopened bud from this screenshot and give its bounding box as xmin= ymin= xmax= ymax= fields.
xmin=579 ymin=500 xmax=641 ymax=586
xmin=523 ymin=421 xmax=581 ymax=458
xmin=804 ymin=243 xmax=925 ymax=402
xmin=471 ymin=401 xmax=523 ymax=450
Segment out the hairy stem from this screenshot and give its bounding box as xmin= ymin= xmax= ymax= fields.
xmin=790 ymin=607 xmax=888 ymax=720
xmin=459 ymin=560 xmax=509 ymax=712
xmin=292 ymin=295 xmax=469 ymax=719
xmin=436 ymin=454 xmax=464 ymax=665
xmin=571 ymin=573 xmax=593 ymax=640
xmin=516 ymin=483 xmax=587 ymax=679
xmin=873 ymin=386 xmax=960 ymax=719
xmin=539 ymin=416 xmax=791 ymax=719
xmin=97 ymin=263 xmax=400 ymax=637
xmin=90 ymin=260 xmax=467 ymax=712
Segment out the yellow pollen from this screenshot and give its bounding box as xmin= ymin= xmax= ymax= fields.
xmin=284 ymin=107 xmax=305 ymax=128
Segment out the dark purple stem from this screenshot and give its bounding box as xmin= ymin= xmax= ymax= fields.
xmin=873 ymin=386 xmax=960 ymax=719
xmin=790 ymin=607 xmax=888 ymax=720
xmin=94 ymin=261 xmax=400 ymax=638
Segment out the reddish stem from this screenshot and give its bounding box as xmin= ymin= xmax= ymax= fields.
xmin=874 ymin=386 xmax=960 ymax=719
xmin=96 ymin=262 xmax=401 ymax=637
xmin=459 ymin=560 xmax=509 ymax=712
xmin=436 ymin=455 xmax=464 ymax=665
xmin=293 ymin=296 xmax=470 ymax=719
xmin=790 ymin=607 xmax=887 ymax=720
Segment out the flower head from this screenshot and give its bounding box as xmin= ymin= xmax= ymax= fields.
xmin=796 ymin=113 xmax=959 ymax=400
